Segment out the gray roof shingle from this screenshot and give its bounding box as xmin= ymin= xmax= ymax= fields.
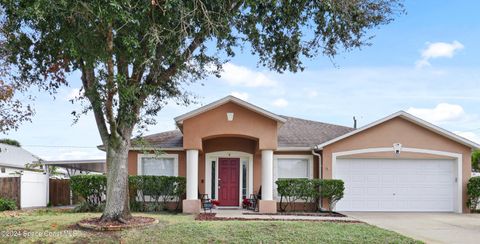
xmin=277 ymin=116 xmax=354 ymax=147
xmin=136 ymin=116 xmax=353 ymax=149
xmin=137 ymin=130 xmax=184 ymax=148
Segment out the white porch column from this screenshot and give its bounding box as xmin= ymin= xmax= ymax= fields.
xmin=259 ymin=149 xmax=276 ymax=213
xmin=186 ymin=149 xmax=199 ymax=200
xmin=261 ymin=149 xmax=273 ymax=200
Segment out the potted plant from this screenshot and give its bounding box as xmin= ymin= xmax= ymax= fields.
xmin=242 ymin=198 xmax=251 ymax=209
xmin=210 ymin=200 xmax=220 ymax=208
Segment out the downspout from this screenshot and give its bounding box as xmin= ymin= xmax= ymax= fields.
xmin=311 ymin=146 xmax=323 ymax=211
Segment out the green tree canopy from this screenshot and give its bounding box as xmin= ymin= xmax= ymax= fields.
xmin=473 ymin=150 xmax=480 ymax=171
xmin=0 ymin=138 xmax=21 ymax=147
xmin=0 ymin=0 xmax=403 ymax=221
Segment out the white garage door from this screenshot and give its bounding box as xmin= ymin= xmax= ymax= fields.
xmin=335 ymin=158 xmax=456 ymax=212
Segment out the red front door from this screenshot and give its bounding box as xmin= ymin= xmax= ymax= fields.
xmin=218 ymin=158 xmax=240 ymax=206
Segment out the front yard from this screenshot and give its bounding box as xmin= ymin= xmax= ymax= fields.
xmin=0 ymin=209 xmax=420 ymax=243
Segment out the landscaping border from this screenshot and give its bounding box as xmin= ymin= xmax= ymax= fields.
xmin=77 ymin=216 xmax=159 ymax=231
xmin=243 ymin=212 xmax=345 ymax=217
xmin=195 ymin=213 xmax=361 ymax=223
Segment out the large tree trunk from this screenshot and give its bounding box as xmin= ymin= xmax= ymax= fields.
xmin=100 ymin=137 xmax=132 ymax=222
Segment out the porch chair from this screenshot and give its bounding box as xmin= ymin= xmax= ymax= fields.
xmin=199 ymin=193 xmax=213 ymax=213
xmin=247 ymin=186 xmax=262 ymax=212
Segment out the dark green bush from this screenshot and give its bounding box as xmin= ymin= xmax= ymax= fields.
xmin=276 ymin=178 xmax=344 ymax=212
xmin=0 ymin=197 xmax=17 ymax=211
xmin=319 ymin=179 xmax=344 ymax=212
xmin=70 ymin=175 xmax=107 ymax=211
xmin=71 ymin=175 xmax=186 ymax=212
xmin=276 ymin=178 xmax=318 ymax=212
xmin=129 ymin=175 xmax=186 ymax=212
xmin=467 ymin=176 xmax=480 ymax=212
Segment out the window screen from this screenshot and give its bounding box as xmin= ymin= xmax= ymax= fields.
xmin=141 ymin=157 xmax=175 ymax=176
xmin=277 ymin=158 xmax=309 ymax=178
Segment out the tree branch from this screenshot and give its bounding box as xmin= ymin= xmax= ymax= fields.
xmin=105 ymin=24 xmax=117 ymax=136
xmin=80 ymin=59 xmax=110 ymax=145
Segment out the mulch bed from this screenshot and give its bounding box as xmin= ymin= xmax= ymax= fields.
xmin=243 ymin=211 xmax=346 ymax=217
xmin=77 ymin=216 xmax=159 ymax=231
xmin=195 ymin=213 xmax=361 ymax=223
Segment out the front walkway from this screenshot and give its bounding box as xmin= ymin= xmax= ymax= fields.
xmin=209 ymin=208 xmax=357 ymax=222
xmin=345 ymin=212 xmax=480 ymax=244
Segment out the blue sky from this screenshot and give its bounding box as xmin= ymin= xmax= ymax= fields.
xmin=4 ymin=0 xmax=480 ymax=160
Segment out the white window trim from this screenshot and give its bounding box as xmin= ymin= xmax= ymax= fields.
xmin=137 ymin=153 xmax=179 ymax=176
xmin=273 ymin=154 xmax=314 ymax=201
xmin=204 ymin=151 xmax=253 ymax=206
xmin=331 ymin=147 xmax=463 ymax=213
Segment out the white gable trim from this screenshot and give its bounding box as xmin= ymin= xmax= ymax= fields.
xmin=174 ymin=95 xmax=287 ymax=125
xmin=316 ymin=111 xmax=480 ymax=150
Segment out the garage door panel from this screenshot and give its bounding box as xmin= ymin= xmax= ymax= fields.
xmin=335 ymin=158 xmax=455 ymax=212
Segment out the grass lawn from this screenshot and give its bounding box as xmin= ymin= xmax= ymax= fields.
xmin=0 ymin=209 xmax=421 ymax=244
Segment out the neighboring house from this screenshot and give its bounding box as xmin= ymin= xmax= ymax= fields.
xmin=0 ymin=143 xmax=42 ymax=175
xmin=0 ymin=143 xmax=48 ymax=208
xmin=127 ymin=96 xmax=479 ymax=213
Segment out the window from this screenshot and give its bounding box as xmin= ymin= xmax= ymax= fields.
xmin=211 ymin=161 xmax=216 ymax=199
xmin=242 ymin=159 xmax=247 ymax=199
xmin=277 ymin=158 xmax=309 ymax=179
xmin=138 ymin=154 xmax=178 ymax=176
xmin=0 ymin=167 xmax=5 ymax=173
xmin=274 ymin=155 xmax=313 ymax=199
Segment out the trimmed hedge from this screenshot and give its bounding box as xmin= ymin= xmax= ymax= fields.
xmin=319 ymin=179 xmax=344 ymax=212
xmin=129 ymin=175 xmax=186 ymax=212
xmin=70 ymin=175 xmax=186 ymax=212
xmin=467 ymin=176 xmax=480 ymax=212
xmin=276 ymin=178 xmax=344 ymax=212
xmin=70 ymin=175 xmax=107 ymax=209
xmin=0 ymin=197 xmax=17 ymax=211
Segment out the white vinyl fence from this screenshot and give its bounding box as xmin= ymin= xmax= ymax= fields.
xmin=20 ymin=171 xmax=47 ymax=208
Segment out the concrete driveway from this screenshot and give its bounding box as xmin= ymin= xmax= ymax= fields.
xmin=345 ymin=212 xmax=480 ymax=244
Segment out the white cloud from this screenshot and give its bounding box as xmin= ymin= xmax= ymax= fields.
xmin=65 ymin=88 xmax=82 ymax=101
xmin=407 ymin=103 xmax=466 ymax=124
xmin=416 ymin=41 xmax=464 ymax=68
xmin=220 ymin=63 xmax=278 ymax=87
xmin=306 ymin=90 xmax=318 ymax=98
xmin=454 ymin=131 xmax=480 ymax=144
xmin=230 ymin=91 xmax=249 ymax=101
xmin=272 ymin=98 xmax=288 ymax=108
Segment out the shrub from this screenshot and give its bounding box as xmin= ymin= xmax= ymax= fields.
xmin=276 ymin=178 xmax=345 ymax=213
xmin=70 ymin=175 xmax=107 ymax=210
xmin=71 ymin=175 xmax=186 ymax=212
xmin=467 ymin=176 xmax=480 ymax=212
xmin=0 ymin=197 xmax=17 ymax=211
xmin=276 ymin=178 xmax=318 ymax=212
xmin=129 ymin=175 xmax=186 ymax=211
xmin=319 ymin=179 xmax=344 ymax=212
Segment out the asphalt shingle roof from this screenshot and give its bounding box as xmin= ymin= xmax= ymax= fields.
xmin=137 ymin=116 xmax=353 ymax=149
xmin=277 ymin=116 xmax=354 ymax=147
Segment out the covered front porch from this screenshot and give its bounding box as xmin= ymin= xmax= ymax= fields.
xmin=183 ymin=136 xmax=277 ymax=213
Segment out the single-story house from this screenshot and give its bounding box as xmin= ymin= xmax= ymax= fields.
xmin=0 ymin=143 xmax=48 ymax=208
xmin=128 ymin=96 xmax=479 ymax=213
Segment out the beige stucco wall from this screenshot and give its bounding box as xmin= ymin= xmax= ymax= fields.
xmin=322 ymin=117 xmax=473 ymax=212
xmin=182 ymin=102 xmax=279 ymax=150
